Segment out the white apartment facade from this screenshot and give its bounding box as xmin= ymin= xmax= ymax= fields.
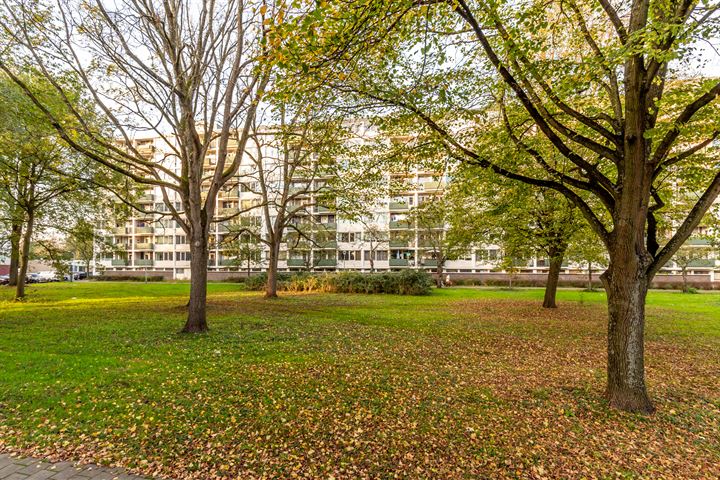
xmin=95 ymin=126 xmax=719 ymax=280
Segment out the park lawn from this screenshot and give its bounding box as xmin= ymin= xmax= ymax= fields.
xmin=0 ymin=283 xmax=718 ymax=479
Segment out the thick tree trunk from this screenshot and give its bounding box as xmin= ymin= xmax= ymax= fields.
xmin=8 ymin=220 xmax=21 ymax=286
xmin=182 ymin=234 xmax=209 ymax=333
xmin=265 ymin=241 xmax=280 ymax=298
xmin=435 ymin=262 xmax=444 ymax=288
xmin=543 ymin=252 xmax=563 ymax=308
xmin=15 ymin=209 xmax=34 ymax=300
xmin=601 ymin=265 xmax=654 ymax=413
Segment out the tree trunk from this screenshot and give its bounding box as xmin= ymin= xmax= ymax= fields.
xmin=15 ymin=209 xmax=34 ymax=300
xmin=601 ymin=265 xmax=655 ymax=413
xmin=587 ymin=262 xmax=593 ymax=291
xmin=435 ymin=262 xmax=444 ymax=288
xmin=265 ymin=240 xmax=280 ymax=298
xmin=8 ymin=220 xmax=22 ymax=286
xmin=543 ymin=252 xmax=563 ymax=308
xmin=681 ymin=268 xmax=689 ymax=293
xmin=182 ymin=234 xmax=209 ymax=333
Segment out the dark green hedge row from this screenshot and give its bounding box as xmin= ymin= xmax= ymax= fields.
xmin=245 ymin=270 xmax=433 ymax=295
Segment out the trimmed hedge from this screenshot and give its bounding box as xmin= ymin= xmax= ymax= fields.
xmin=245 ymin=270 xmax=433 ymax=295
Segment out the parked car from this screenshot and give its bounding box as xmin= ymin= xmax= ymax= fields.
xmin=37 ymin=271 xmax=59 ymax=282
xmin=26 ymin=273 xmax=40 ymax=283
xmin=0 ymin=275 xmax=9 ymax=285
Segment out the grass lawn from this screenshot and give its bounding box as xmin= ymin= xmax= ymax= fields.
xmin=0 ymin=282 xmax=718 ymax=479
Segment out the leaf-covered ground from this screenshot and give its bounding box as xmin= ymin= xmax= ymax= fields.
xmin=0 ymin=283 xmax=718 ymax=479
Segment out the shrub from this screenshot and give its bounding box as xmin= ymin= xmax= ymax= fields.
xmin=243 ymin=270 xmax=433 ymax=295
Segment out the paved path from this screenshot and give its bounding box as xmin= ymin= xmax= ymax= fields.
xmin=0 ymin=454 xmax=149 ymax=480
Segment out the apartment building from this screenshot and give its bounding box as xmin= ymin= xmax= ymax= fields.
xmin=95 ymin=128 xmax=719 ymax=280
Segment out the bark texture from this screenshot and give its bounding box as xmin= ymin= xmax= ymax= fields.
xmin=265 ymin=240 xmax=280 ymax=298
xmin=8 ymin=220 xmax=21 ymax=286
xmin=601 ymin=265 xmax=654 ymax=413
xmin=15 ymin=209 xmax=34 ymax=300
xmin=542 ymin=253 xmax=563 ymax=308
xmin=182 ymin=233 xmax=209 ymax=333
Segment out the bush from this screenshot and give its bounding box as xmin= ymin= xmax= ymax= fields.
xmin=244 ymin=270 xmax=433 ymax=295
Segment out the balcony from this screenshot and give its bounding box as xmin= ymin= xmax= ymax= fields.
xmin=389 ymin=201 xmax=408 ymax=210
xmin=316 ymin=259 xmax=337 ymax=267
xmin=135 ymin=226 xmax=154 ymax=234
xmin=390 ymin=221 xmax=410 ymax=230
xmin=219 ymin=188 xmax=240 ymax=198
xmin=287 ymin=259 xmax=306 ymax=267
xmin=111 ymin=259 xmax=129 ymax=266
xmin=138 ymin=193 xmax=154 ymax=203
xmin=421 ymin=181 xmax=443 ymax=191
xmin=688 ymin=259 xmax=715 ymax=268
xmin=422 ymin=259 xmax=438 ymax=267
xmin=389 ymin=240 xmax=409 ymax=248
xmin=318 ymin=222 xmax=337 ymax=231
xmin=687 ymin=238 xmax=711 ymax=246
xmin=135 ymin=242 xmax=153 ymax=250
xmin=113 ymin=227 xmax=128 ymax=236
xmin=315 ymin=205 xmax=334 ymax=214
xmin=318 ymin=241 xmax=337 ymax=249
xmin=134 ymin=259 xmax=153 ymax=267
xmin=217 ymin=207 xmax=238 ymax=217
xmin=389 ymin=259 xmax=409 ymax=267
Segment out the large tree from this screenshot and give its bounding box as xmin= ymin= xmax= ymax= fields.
xmin=286 ymin=0 xmax=720 ymax=412
xmin=0 ymin=0 xmax=286 ymax=332
xmin=0 ymin=72 xmax=101 ymax=298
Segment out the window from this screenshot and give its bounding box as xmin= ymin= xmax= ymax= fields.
xmin=155 ymin=252 xmax=173 ymax=261
xmin=176 ymin=252 xmax=191 ymax=261
xmin=175 ymin=235 xmax=187 ymax=245
xmin=364 ymin=250 xmax=388 ymax=261
xmin=338 ymin=232 xmax=358 ymax=243
xmin=338 ymin=250 xmax=361 ymax=261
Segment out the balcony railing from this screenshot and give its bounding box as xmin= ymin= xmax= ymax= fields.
xmin=134 ymin=259 xmax=153 ymax=267
xmin=389 ymin=201 xmax=408 ymax=210
xmin=318 ymin=222 xmax=337 ymax=231
xmin=389 ymin=240 xmax=409 ymax=248
xmin=114 ymin=227 xmax=128 ymax=235
xmin=111 ymin=259 xmax=129 ymax=266
xmin=135 ymin=243 xmax=153 ymax=250
xmin=389 ymin=221 xmax=410 ymax=229
xmin=421 ymin=259 xmax=438 ymax=267
xmin=135 ymin=226 xmax=154 ymax=234
xmin=389 ymin=258 xmax=409 ymax=267
xmin=316 ymin=259 xmax=337 ymax=267
xmin=318 ymin=241 xmax=337 ymax=249
xmin=287 ymin=259 xmax=306 ymax=267
xmin=688 ymin=259 xmax=715 ymax=268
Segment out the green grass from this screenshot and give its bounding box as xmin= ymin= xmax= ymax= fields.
xmin=0 ymin=282 xmax=718 ymax=479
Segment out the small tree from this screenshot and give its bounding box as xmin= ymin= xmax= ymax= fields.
xmin=239 ymin=101 xmax=349 ymax=298
xmin=220 ymin=222 xmax=264 ymax=276
xmin=671 ymin=246 xmax=714 ymax=293
xmin=360 ymin=221 xmax=388 ymax=272
xmin=409 ymin=195 xmax=469 ymax=288
xmin=566 ymin=226 xmax=608 ymax=291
